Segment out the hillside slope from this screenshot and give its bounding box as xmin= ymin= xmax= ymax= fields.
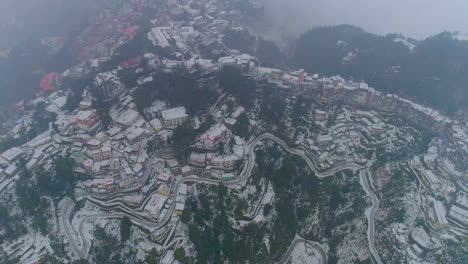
xmin=293 ymin=25 xmax=468 ymax=113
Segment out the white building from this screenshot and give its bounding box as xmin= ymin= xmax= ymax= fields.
xmin=317 ymin=135 xmax=333 ymax=146
xmin=144 ymin=193 xmax=168 ymax=218
xmin=1 ymin=147 xmax=23 ymax=162
xmin=4 ymin=164 xmax=19 ymax=176
xmin=448 ymin=205 xmax=468 ymax=227
xmin=315 ymin=110 xmax=327 ymax=121
xmin=189 ymin=152 xmax=207 ymax=167
xmin=94 ymin=72 xmax=124 ymax=103
xmin=197 ymin=124 xmax=228 ymax=148
xmin=455 ymin=191 xmax=468 ymax=208
xmin=424 ymin=170 xmax=441 ymax=187
xmin=125 ymin=127 xmax=146 ymax=144
xmin=161 ymin=107 xmax=189 ymax=127
xmin=147 ymin=27 xmax=171 ymax=47
xmin=231 ymin=106 xmax=245 ymax=119
xmin=432 ymin=199 xmax=449 ymax=229
xmin=112 ymin=108 xmax=140 ymax=127
xmin=150 ymin=118 xmax=163 ymax=132
xmin=157 ymin=168 xmax=172 ymax=183
xmin=25 ymin=158 xmax=39 ymax=171
xmin=175 ymin=183 xmax=188 ymax=213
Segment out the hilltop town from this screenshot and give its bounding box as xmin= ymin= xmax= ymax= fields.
xmin=0 ymin=0 xmax=467 ymax=263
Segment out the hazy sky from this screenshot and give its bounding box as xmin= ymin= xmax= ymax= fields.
xmin=264 ymin=0 xmax=468 ymax=39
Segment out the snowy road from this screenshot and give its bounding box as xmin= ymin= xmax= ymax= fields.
xmin=359 ymin=170 xmax=383 ymax=264
xmin=59 ymin=198 xmax=84 ymax=259
xmin=63 ymin=133 xmax=368 ymax=260
xmin=278 ymin=235 xmax=327 ymax=264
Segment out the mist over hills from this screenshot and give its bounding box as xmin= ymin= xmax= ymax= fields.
xmin=0 ymin=0 xmax=111 ymax=107
xmin=0 ymin=2 xmax=467 ymax=263
xmin=225 ymin=22 xmax=468 ymax=114
xmin=0 ymin=0 xmax=110 ymax=49
xmin=0 ymin=0 xmax=467 ymax=115
xmin=262 ymin=0 xmax=468 ymax=39
xmin=292 ymin=25 xmax=468 ymax=114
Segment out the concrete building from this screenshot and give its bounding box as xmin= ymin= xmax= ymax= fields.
xmin=314 ymin=110 xmax=327 ymax=121
xmin=431 ymin=199 xmax=449 ymax=229
xmin=75 ymin=110 xmax=100 ymax=131
xmin=147 ymin=27 xmax=171 ymax=48
xmin=4 ymin=164 xmax=19 ymax=177
xmin=144 ymin=193 xmax=168 ymax=218
xmin=197 ymin=124 xmax=227 ymax=149
xmin=448 ymin=205 xmax=468 ymax=227
xmin=317 ymin=135 xmax=333 ymax=146
xmin=63 ymin=65 xmax=86 ymax=79
xmin=113 ymin=108 xmax=140 ymax=127
xmin=189 ymin=152 xmax=207 ymax=167
xmin=455 ymin=190 xmax=468 ymax=208
xmin=94 ymin=72 xmax=124 ymax=103
xmin=175 ymin=183 xmax=188 ymax=213
xmin=125 ymin=127 xmax=146 ymax=145
xmin=424 ymin=170 xmax=441 ymax=188
xmin=1 ymin=147 xmax=23 ymax=163
xmin=150 ymin=118 xmax=163 ymax=132
xmin=160 ymin=107 xmax=189 ymax=127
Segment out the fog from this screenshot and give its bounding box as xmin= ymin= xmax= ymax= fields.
xmin=264 ymin=0 xmax=468 ymax=39
xmin=0 ymin=0 xmax=108 ymax=49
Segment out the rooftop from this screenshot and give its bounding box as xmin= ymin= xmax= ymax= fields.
xmin=161 ymin=107 xmax=188 ymax=121
xmin=1 ymin=147 xmax=23 ymax=162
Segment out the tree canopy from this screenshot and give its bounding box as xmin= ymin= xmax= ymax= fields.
xmin=218 ymin=65 xmax=256 ymax=108
xmin=120 ymin=216 xmax=132 ymax=242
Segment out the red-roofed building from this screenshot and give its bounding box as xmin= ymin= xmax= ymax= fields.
xmin=75 ymin=110 xmax=100 ymax=130
xmin=123 ymin=25 xmax=140 ymax=36
xmin=119 ymin=57 xmax=142 ymax=69
xmin=198 ymin=124 xmax=228 ymax=147
xmin=39 ymin=72 xmax=60 ymax=91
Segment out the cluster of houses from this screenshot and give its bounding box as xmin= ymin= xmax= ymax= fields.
xmin=188 ymin=122 xmax=246 ymax=176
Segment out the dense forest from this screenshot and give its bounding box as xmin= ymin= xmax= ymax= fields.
xmin=292 ymin=25 xmax=468 ymax=114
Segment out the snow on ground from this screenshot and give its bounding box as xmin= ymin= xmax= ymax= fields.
xmin=2 ymin=232 xmax=53 ymax=263
xmin=406 ymin=246 xmax=432 ymax=264
xmin=410 ymin=227 xmax=442 ymax=250
xmin=137 ymin=241 xmax=160 ymax=261
xmin=453 ymin=32 xmax=468 ymax=42
xmin=288 ymin=241 xmax=322 ymax=264
xmin=104 ymin=219 xmax=120 ymax=236
xmin=0 ymin=176 xmax=15 ymax=192
xmin=161 ymin=250 xmax=175 ymax=264
xmin=442 ymin=158 xmax=463 ymax=177
xmin=394 ymin=38 xmax=416 ymax=50
xmin=336 ymin=219 xmax=370 ymax=263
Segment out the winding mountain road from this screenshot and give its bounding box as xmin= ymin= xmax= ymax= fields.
xmin=63 ymin=133 xmax=374 ymax=260
xmin=278 ymin=235 xmax=327 ymax=264
xmin=359 ymin=170 xmax=383 ymax=264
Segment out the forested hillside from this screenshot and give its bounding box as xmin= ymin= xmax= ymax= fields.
xmin=293 ymin=25 xmax=468 ymax=113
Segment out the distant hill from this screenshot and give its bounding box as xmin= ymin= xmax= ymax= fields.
xmin=0 ymin=0 xmax=112 ymax=109
xmin=292 ymin=25 xmax=468 ymax=114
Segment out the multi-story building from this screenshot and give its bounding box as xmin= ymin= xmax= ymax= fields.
xmin=75 ymin=110 xmax=100 ymax=131
xmin=196 ymin=124 xmax=228 ymax=150
xmin=94 ymin=71 xmax=124 ymax=103
xmin=160 ymin=107 xmax=189 ymax=127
